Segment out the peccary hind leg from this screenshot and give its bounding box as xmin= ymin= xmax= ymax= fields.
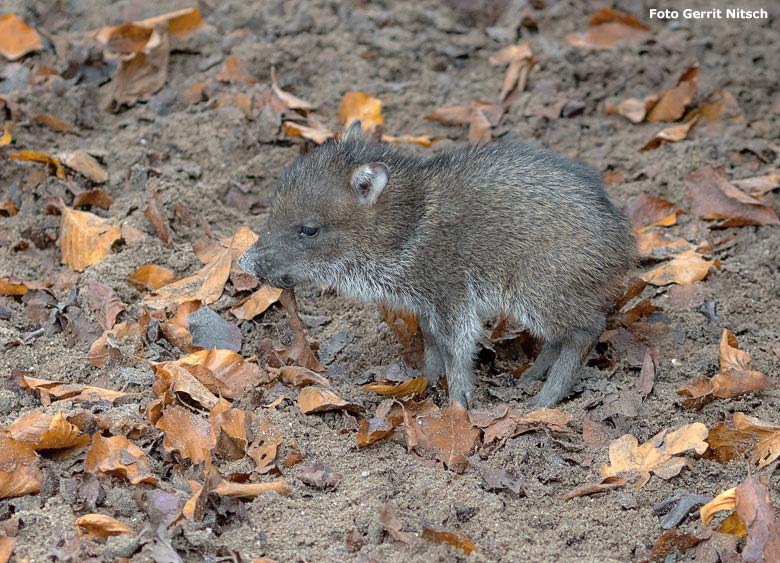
xmin=528 ymin=316 xmax=605 ymax=408
xmin=522 ymin=341 xmax=562 ymax=381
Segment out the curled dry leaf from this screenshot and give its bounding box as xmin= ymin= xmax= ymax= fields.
xmin=362 ymin=376 xmax=428 ymax=399
xmin=216 ymin=55 xmax=256 ymax=86
xmin=156 ymin=405 xmax=216 ymax=464
xmin=734 ymin=477 xmax=780 ymax=562
xmin=7 ymin=411 xmax=88 ymax=451
xmin=128 ymin=264 xmax=176 ymax=291
xmin=600 ymin=422 xmax=708 ymax=488
xmin=421 ymin=528 xmax=477 ymax=555
xmin=248 ymin=419 xmax=283 ymax=472
xmin=209 ymin=399 xmax=251 ymax=461
xmin=58 ymin=151 xmax=108 ymax=183
xmin=0 ymin=14 xmax=42 ymax=61
xmin=213 ymin=479 xmax=290 ymax=498
xmin=678 ymin=328 xmax=772 ymax=409
xmin=34 ymin=113 xmax=76 ymax=134
xmin=271 ymin=67 xmax=313 ymax=110
xmin=159 ymin=300 xmax=200 ymax=352
xmin=403 ymin=401 xmax=479 ymax=473
xmin=425 ymin=100 xmax=502 ymax=144
xmin=686 ymin=165 xmax=779 ymax=228
xmin=563 ymin=476 xmax=628 ymax=501
xmin=143 ymin=246 xmax=230 ymax=309
xmin=278 ymin=289 xmax=324 ymax=371
xmin=73 ymin=188 xmax=113 ymax=210
xmin=701 ymin=487 xmax=737 ymax=526
xmin=231 ymin=285 xmax=283 ymax=320
xmin=88 ymin=321 xmax=144 ymax=368
xmin=153 ymin=361 xmax=219 ymax=410
xmin=298 ymin=387 xmax=360 ymax=414
xmin=282 ymin=121 xmax=332 ymax=144
xmin=85 ymin=434 xmax=158 ymax=485
xmin=75 ymin=514 xmax=135 ymax=538
xmin=59 ymin=206 xmax=122 ymax=272
xmin=732 ymin=169 xmax=780 ymax=197
xmin=144 ymin=191 xmax=172 ymax=245
xmin=641 ymin=250 xmax=714 ymax=286
xmin=96 ymin=8 xmax=203 ymax=43
xmin=0 ymin=278 xmax=28 ymax=295
xmin=379 ymin=503 xmax=416 ymax=546
xmin=489 ymin=42 xmax=534 ymax=101
xmin=732 ymin=412 xmax=780 ymax=468
xmin=338 ymin=92 xmax=383 ymax=132
xmin=9 ymin=150 xmax=65 ymax=178
xmin=686 ymin=88 xmax=743 ymax=125
xmin=640 ymin=118 xmax=698 ymax=151
xmin=177 ymin=349 xmax=268 ymax=399
xmin=382 ymin=134 xmax=440 ymax=148
xmin=381 ymin=307 xmax=424 ymax=370
xmin=357 ymin=400 xmax=405 ymax=447
xmin=0 ymin=463 xmax=44 ymax=500
xmin=20 ymin=375 xmax=130 ymax=404
xmin=605 ymin=95 xmax=659 ymax=124
xmin=636 ymin=231 xmax=694 ymax=261
xmin=104 ymin=28 xmax=169 ymax=109
xmin=623 ymin=194 xmax=685 ymax=232
xmin=278 ymin=365 xmax=330 ymax=387
xmin=474 ymin=407 xmax=574 ymax=448
xmin=84 ymin=279 xmax=126 ymax=331
xmin=565 ymin=7 xmax=651 ymax=50
xmin=646 ymin=67 xmax=699 ymax=123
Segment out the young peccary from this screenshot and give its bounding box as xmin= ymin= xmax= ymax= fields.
xmin=238 ymin=121 xmax=634 ymax=408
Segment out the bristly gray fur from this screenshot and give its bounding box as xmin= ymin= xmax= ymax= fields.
xmin=238 ymin=123 xmax=635 ymax=408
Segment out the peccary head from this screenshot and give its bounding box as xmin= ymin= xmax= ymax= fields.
xmin=238 ymin=121 xmax=408 ymax=290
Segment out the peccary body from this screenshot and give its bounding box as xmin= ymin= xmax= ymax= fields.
xmin=238 ymin=122 xmax=634 ymax=407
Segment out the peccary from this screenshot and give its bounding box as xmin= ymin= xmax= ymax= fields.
xmin=238 ymin=121 xmax=634 ymax=407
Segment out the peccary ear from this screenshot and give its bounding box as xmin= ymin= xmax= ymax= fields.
xmin=342 ymin=120 xmax=363 ymax=142
xmin=351 ymin=163 xmax=389 ymax=207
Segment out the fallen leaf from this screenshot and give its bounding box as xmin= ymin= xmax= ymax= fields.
xmin=735 ymin=477 xmax=780 ymax=562
xmin=379 ymin=503 xmax=416 ymax=545
xmin=421 ymin=528 xmax=477 ymax=555
xmin=605 ymin=95 xmax=659 ymax=123
xmin=357 ymin=400 xmax=405 ymax=447
xmin=75 ymin=514 xmax=135 ymax=538
xmin=380 ymin=307 xmax=424 ymax=370
xmin=59 ymin=206 xmax=122 ymax=272
xmin=282 ymin=121 xmax=332 ymax=144
xmin=58 ymin=151 xmax=107 ymax=183
xmin=84 ymin=280 xmax=125 ymax=330
xmin=231 ymin=285 xmax=283 ymax=320
xmin=278 ymin=365 xmax=330 ymax=387
xmin=362 ymin=376 xmax=427 ymax=398
xmin=210 ymin=399 xmax=251 ymax=461
xmin=338 ymin=92 xmax=383 ymax=131
xmin=143 ymin=246 xmax=231 ymax=309
xmin=72 ymin=188 xmax=113 ymax=210
xmin=646 ymin=67 xmax=699 ymax=122
xmin=381 ymin=134 xmax=440 ymax=148
xmin=678 ymin=329 xmax=772 ymax=408
xmin=176 ymin=349 xmax=267 ymax=399
xmin=701 ymin=487 xmax=737 ymax=526
xmin=0 ymin=432 xmax=37 ymax=470
xmin=489 ymin=42 xmax=534 ymax=101
xmin=20 ymin=375 xmax=130 ymax=404
xmin=706 ymin=419 xmax=758 ymax=464
xmin=278 ymin=289 xmax=324 ymax=371
xmin=156 ymin=405 xmax=216 ymax=463
xmin=623 ymin=194 xmax=685 ymax=232
xmin=403 ymin=401 xmax=479 ymax=473
xmin=216 ymin=55 xmax=256 ymax=86
xmin=87 ymin=321 xmax=144 ymax=368
xmin=641 ymin=250 xmax=714 ymax=286
xmin=732 ymin=412 xmax=780 ymax=468
xmin=0 ymin=463 xmax=43 ymax=500
xmin=247 ymin=419 xmax=283 ymax=472
xmin=600 ymin=422 xmax=708 ymax=487
xmin=96 ymin=8 xmax=202 ymax=43
xmin=34 ymin=113 xmax=76 ymax=134
xmin=563 ymin=476 xmax=628 ymax=501
xmin=642 ymin=530 xmax=703 ymax=563
xmin=144 ymin=191 xmax=172 ymax=244
xmin=0 ymin=536 xmax=15 ymax=563
xmin=686 ymin=165 xmax=779 ymax=228
xmin=187 ymin=306 xmax=242 ymax=352
xmin=635 ymin=231 xmax=694 ymax=260
xmin=7 ymin=411 xmax=88 ymax=451
xmin=9 ymin=150 xmax=65 ymax=178
xmin=686 ymin=88 xmax=743 ymax=124
xmin=565 ymin=7 xmax=651 ymax=50
xmin=128 ymin=264 xmax=176 ymax=291
xmin=271 ymin=67 xmax=313 ymax=110
xmin=298 ymin=387 xmax=360 ymax=414
xmin=85 ymin=434 xmax=158 ymax=485
xmin=732 ymin=169 xmax=780 ymax=197
xmin=475 ymin=407 xmax=574 ymax=448
xmin=298 ymin=461 xmax=341 ymax=490
xmin=0 ymin=278 xmax=28 ymax=295
xmin=213 ymin=479 xmax=290 ymax=498
xmin=104 ymin=28 xmax=169 ymax=109
xmin=425 ymin=100 xmax=503 ymax=144
xmin=0 ymin=14 xmax=42 ymax=61
xmin=159 ymin=300 xmax=199 ymax=352
xmin=640 ymin=118 xmax=698 ymax=151
xmin=153 ymin=361 xmax=219 ymax=410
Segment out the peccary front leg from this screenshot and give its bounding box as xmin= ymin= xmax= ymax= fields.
xmin=528 ymin=316 xmax=605 ymax=408
xmin=420 ymin=318 xmax=445 ymax=386
xmin=431 ymin=306 xmax=482 ymax=407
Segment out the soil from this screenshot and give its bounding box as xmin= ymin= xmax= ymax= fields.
xmin=1 ymin=1 xmax=779 ymax=562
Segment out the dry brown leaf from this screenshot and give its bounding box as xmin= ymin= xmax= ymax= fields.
xmin=0 ymin=536 xmax=15 ymax=563
xmin=143 ymin=246 xmax=231 ymax=309
xmin=678 ymin=329 xmax=772 ymax=409
xmin=623 ymin=194 xmax=685 ymax=232
xmin=640 ymin=118 xmax=698 ymax=151
xmin=605 ymin=95 xmax=659 ymax=123
xmin=475 ymin=407 xmax=574 ymax=447
xmin=278 ymin=365 xmax=330 ymax=387
xmin=159 ymin=300 xmax=199 ymax=352
xmin=0 ymin=278 xmax=28 ymax=295
xmin=0 ymin=432 xmax=37 ymax=470
xmin=7 ymin=411 xmax=88 ymax=451
xmin=9 ymin=150 xmax=65 ymax=178
xmin=84 ymin=279 xmax=125 ymax=331
xmin=357 ymin=400 xmax=405 ymax=447
xmin=153 ymin=361 xmax=219 ymax=410
xmin=34 ymin=113 xmax=76 ymax=134
xmin=646 ymin=67 xmax=699 ymax=122
xmin=563 ymin=476 xmax=627 ymax=501
xmin=0 ymin=463 xmax=43 ymax=500
xmin=213 ymin=479 xmax=290 ymax=498
xmin=0 ymin=14 xmax=42 ymax=61
xmin=298 ymin=387 xmax=360 ymax=414
xmin=635 ymin=231 xmax=694 ymax=260
xmin=209 ymin=398 xmax=251 ymax=461
xmin=489 ymin=42 xmax=534 ymax=101
xmin=231 ymin=285 xmax=283 ymax=320
xmin=701 ymin=487 xmax=737 ymax=526
xmin=425 ymin=100 xmax=502 ymax=143
xmin=381 ymin=307 xmax=424 ymax=370
xmin=732 ymin=169 xmax=780 ymax=197
xmin=282 ymin=121 xmax=332 ymax=144
xmin=339 ymin=92 xmax=383 ymax=131
xmin=641 ymin=250 xmax=714 ymax=286
xmin=686 ymin=165 xmax=779 ymax=228
xmin=104 ymin=29 xmax=169 ymax=109
xmin=735 ymin=477 xmax=780 ymax=562
xmin=216 ymin=55 xmax=256 ymax=86
xmin=362 ymin=376 xmax=428 ymax=398
xmin=156 ymin=405 xmax=216 ymax=463
xmin=686 ymin=88 xmax=743 ymax=125
xmin=84 ymin=434 xmax=158 ymax=485
xmin=176 ymin=349 xmax=268 ymax=399
xmin=59 ymin=206 xmax=121 ymax=272
xmin=565 ymin=7 xmax=651 ymax=49
xmin=403 ymin=401 xmax=479 ymax=473
xmin=128 ymin=264 xmax=176 ymax=291
xmin=58 ymin=151 xmax=107 ymax=183
xmin=247 ymin=419 xmax=283 ymax=471
xmin=379 ymin=503 xmax=416 ymax=546
xmin=600 ymin=422 xmax=708 ymax=487
xmin=732 ymin=413 xmax=780 ymax=468
xmin=271 ymin=67 xmax=313 ymax=110
xmin=20 ymin=375 xmax=131 ymax=404
xmin=421 ymin=528 xmax=477 ymax=555
xmin=0 ymin=198 xmax=17 ymax=215
xmin=96 ymin=8 xmax=202 ymax=43
xmin=382 ymin=134 xmax=440 ymax=148
xmin=75 ymin=514 xmax=135 ymax=538
xmin=72 ymin=188 xmax=112 ymax=210
xmin=87 ymin=321 xmax=144 ymax=368
xmin=278 ymin=289 xmax=324 ymax=371
xmin=144 ymin=191 xmax=172 ymax=244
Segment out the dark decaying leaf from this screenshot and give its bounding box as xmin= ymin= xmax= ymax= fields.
xmin=187 ymin=306 xmax=242 ymax=352
xmin=298 ymin=461 xmax=342 ymax=490
xmin=83 ymin=279 xmax=126 ymax=331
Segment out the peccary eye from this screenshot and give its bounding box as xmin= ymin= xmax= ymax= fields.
xmin=299 ymin=225 xmax=320 ymax=238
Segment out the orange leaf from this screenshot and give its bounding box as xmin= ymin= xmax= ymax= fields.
xmin=0 ymin=278 xmax=28 ymax=296
xmin=156 ymin=405 xmax=216 ymax=463
xmin=7 ymin=411 xmax=88 ymax=451
xmin=357 ymin=401 xmax=405 ymax=447
xmin=640 ymin=118 xmax=698 ymax=151
xmin=85 ymin=434 xmax=158 ymax=485
xmin=623 ymin=194 xmax=685 ymax=232
xmin=209 ymin=399 xmax=251 ymax=461
xmin=733 ymin=412 xmax=780 ymax=468
xmin=104 ymin=29 xmax=169 ymax=109
xmin=176 ymin=349 xmax=269 ymax=399
xmin=641 ymin=250 xmax=714 ymax=286
xmin=247 ymin=419 xmax=283 ymax=471
xmin=298 ymin=387 xmax=360 ymax=414
xmin=362 ymin=376 xmax=428 ymax=398
xmin=213 ymin=479 xmax=290 ymax=498
xmin=75 ymin=514 xmax=135 ymax=538
xmin=34 ymin=113 xmax=76 ymax=134
xmin=566 ymin=7 xmax=651 ymax=49
xmin=0 ymin=432 xmax=37 ymax=471
xmin=87 ymin=321 xmax=144 ymax=368
xmin=0 ymin=536 xmax=15 ymax=563
xmin=216 ymin=55 xmax=256 ymax=86
xmin=278 ymin=365 xmax=330 ymax=387
xmin=143 ymin=246 xmax=231 ymax=309
xmin=338 ymin=92 xmax=383 ymax=132
xmin=381 ymin=133 xmax=440 ymax=148
xmin=96 ymin=8 xmax=202 ymax=43
xmin=271 ymin=67 xmax=313 ymax=110
xmin=58 ymin=151 xmax=108 ymax=183
xmin=128 ymin=264 xmax=176 ymax=290
xmin=403 ymin=401 xmax=479 ymax=473
xmin=231 ymin=285 xmax=283 ymax=320
xmin=9 ymin=150 xmax=65 ymax=178
xmin=282 ymin=121 xmax=332 ymax=144
xmin=646 ymin=67 xmax=699 ymax=122
xmin=58 ymin=206 xmax=122 ymax=271
xmin=0 ymin=14 xmax=42 ymax=61
xmin=20 ymin=375 xmax=131 ymax=404
xmin=0 ymin=463 xmax=43 ymax=500
xmin=421 ymin=528 xmax=477 ymax=555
